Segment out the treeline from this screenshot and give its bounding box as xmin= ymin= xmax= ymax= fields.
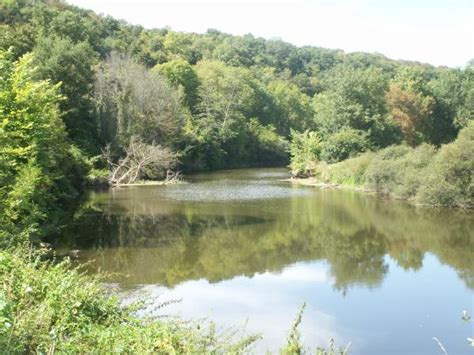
xmin=2 ymin=0 xmax=472 ymax=173
xmin=1 ymin=0 xmax=473 ymax=245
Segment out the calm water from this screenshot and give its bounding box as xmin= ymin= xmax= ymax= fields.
xmin=61 ymin=168 xmax=474 ymax=354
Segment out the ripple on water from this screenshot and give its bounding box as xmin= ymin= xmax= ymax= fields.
xmin=160 ymin=182 xmax=310 ymax=202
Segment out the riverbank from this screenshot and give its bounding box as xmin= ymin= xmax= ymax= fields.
xmin=288 ymin=122 xmax=473 ymax=209
xmin=0 ymin=247 xmax=260 ymax=353
xmin=287 ymin=177 xmax=429 ymax=207
xmin=288 ymin=170 xmax=471 ymax=209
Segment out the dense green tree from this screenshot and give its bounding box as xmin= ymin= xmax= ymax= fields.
xmin=153 ymin=58 xmax=200 ymax=111
xmin=313 ymin=65 xmax=401 ymax=148
xmin=267 ymin=80 xmax=313 ymax=135
xmin=184 ymin=60 xmax=256 ymax=168
xmin=32 ymin=36 xmax=99 ymax=151
xmin=212 ymin=34 xmax=266 ymax=67
xmin=0 ymin=51 xmax=87 ymax=244
xmin=163 ymin=31 xmax=201 ymax=64
xmin=426 ymin=67 xmax=473 ymax=144
xmin=0 ymin=22 xmax=36 ymax=58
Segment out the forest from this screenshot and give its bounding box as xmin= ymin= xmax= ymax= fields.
xmin=0 ymin=0 xmax=473 ymax=353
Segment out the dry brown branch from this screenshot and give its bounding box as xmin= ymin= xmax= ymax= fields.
xmin=104 ymin=137 xmax=178 ymax=185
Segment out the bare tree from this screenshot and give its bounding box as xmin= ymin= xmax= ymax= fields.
xmin=94 ymin=52 xmax=184 ymax=148
xmin=104 ymin=137 xmax=178 ymax=185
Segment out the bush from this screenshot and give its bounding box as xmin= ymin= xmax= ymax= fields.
xmin=364 ymin=144 xmax=436 ymax=198
xmin=321 ymin=129 xmax=368 ymax=163
xmin=417 ymin=121 xmax=474 ymax=207
xmin=320 ymin=152 xmax=375 ymax=187
xmin=312 ymin=123 xmax=473 ymax=208
xmin=289 ymin=130 xmax=322 ymax=177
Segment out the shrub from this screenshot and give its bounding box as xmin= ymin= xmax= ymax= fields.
xmin=312 ymin=125 xmax=473 ymax=208
xmin=321 ymin=129 xmax=368 ymax=163
xmin=289 ymin=130 xmax=322 ymax=177
xmin=320 ymin=152 xmax=375 ymax=187
xmin=417 ymin=121 xmax=474 ymax=207
xmin=280 ymin=303 xmax=349 ymax=355
xmin=364 ymin=144 xmax=436 ymax=198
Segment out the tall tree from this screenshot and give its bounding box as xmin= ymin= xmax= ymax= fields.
xmin=153 ymin=58 xmax=200 ymax=111
xmin=0 ymin=51 xmax=86 ymax=244
xmin=32 ymin=36 xmax=99 ymax=151
xmin=94 ymin=52 xmax=184 ymax=149
xmin=386 ymin=84 xmax=433 ymax=146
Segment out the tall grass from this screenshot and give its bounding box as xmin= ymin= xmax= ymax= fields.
xmin=0 ymin=247 xmax=259 ymax=354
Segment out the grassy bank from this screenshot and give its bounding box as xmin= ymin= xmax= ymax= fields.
xmin=0 ymin=247 xmax=261 ymax=354
xmin=292 ymin=121 xmax=473 ymax=208
xmin=1 ymin=247 xmax=350 ymax=354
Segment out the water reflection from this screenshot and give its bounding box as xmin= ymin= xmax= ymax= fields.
xmin=59 ymin=168 xmax=474 ymax=354
xmin=61 ymin=170 xmax=473 ymax=292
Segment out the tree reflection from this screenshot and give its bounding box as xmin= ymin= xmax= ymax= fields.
xmin=59 ymin=185 xmax=474 ymax=292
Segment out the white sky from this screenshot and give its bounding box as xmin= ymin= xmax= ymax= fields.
xmin=68 ymin=0 xmax=473 ymax=68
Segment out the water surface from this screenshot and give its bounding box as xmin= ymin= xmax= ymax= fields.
xmin=61 ymin=168 xmax=474 ymax=354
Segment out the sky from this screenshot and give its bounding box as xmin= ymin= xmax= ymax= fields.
xmin=67 ymin=0 xmax=474 ymax=67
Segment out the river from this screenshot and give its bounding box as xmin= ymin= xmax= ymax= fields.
xmin=60 ymin=168 xmax=473 ymax=354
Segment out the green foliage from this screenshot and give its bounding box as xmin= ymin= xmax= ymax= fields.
xmin=316 ymin=123 xmax=473 ymax=207
xmin=0 ymin=248 xmax=259 ymax=353
xmin=281 ymin=303 xmax=306 ymax=355
xmin=417 ymin=121 xmax=474 ymax=207
xmin=364 ymin=144 xmax=437 ymax=198
xmin=321 ymin=129 xmax=368 ymax=163
xmin=31 ymin=36 xmax=99 ymax=152
xmin=181 ymin=61 xmax=287 ymax=169
xmin=195 ymin=60 xmax=256 ymax=129
xmin=153 ymin=58 xmax=200 ymax=111
xmin=1 ymin=160 xmax=46 ymax=245
xmin=247 ymin=118 xmax=289 ymax=165
xmin=289 ymin=130 xmax=322 ymax=177
xmin=0 ymin=51 xmax=87 ymax=245
xmin=313 ymin=65 xmax=400 ymax=148
xmin=267 ymin=79 xmax=313 ymax=135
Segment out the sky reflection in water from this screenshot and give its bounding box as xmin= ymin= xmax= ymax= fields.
xmin=61 ymin=168 xmax=474 ymax=354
